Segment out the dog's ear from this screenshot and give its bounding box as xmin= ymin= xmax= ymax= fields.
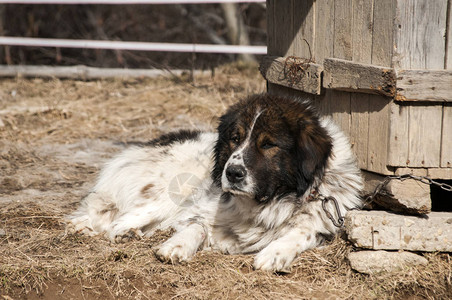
xmin=295 ymin=118 xmax=332 ymax=196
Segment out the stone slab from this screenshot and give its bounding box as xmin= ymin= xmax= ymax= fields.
xmin=345 ymin=210 xmax=452 ymax=252
xmin=348 ymin=250 xmax=428 ymax=274
xmin=362 ymin=171 xmax=431 ymax=214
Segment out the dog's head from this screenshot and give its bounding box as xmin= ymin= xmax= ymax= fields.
xmin=212 ymin=94 xmax=332 ymax=202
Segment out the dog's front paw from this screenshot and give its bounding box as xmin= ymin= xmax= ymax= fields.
xmin=110 ymin=228 xmax=143 ymax=243
xmin=155 ymin=240 xmax=197 ymax=264
xmin=253 ymin=243 xmax=297 ymax=273
xmin=65 ymin=221 xmax=95 ymax=236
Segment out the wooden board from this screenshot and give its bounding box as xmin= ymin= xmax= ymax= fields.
xmin=272 ymin=0 xmax=294 ymax=57
xmin=395 ymin=69 xmax=452 ymax=102
xmin=266 ymin=0 xmax=276 ymax=54
xmin=408 ymin=105 xmax=443 ymax=167
xmin=396 ymin=167 xmax=452 ymax=180
xmin=314 ymin=0 xmax=334 ymax=63
xmin=328 ymin=0 xmax=353 ymax=151
xmin=387 ymin=101 xmax=409 ymax=167
xmin=367 ymin=94 xmax=392 ymax=175
xmin=371 ymin=0 xmax=395 ymax=67
xmin=333 ymin=0 xmax=353 ymax=60
xmin=352 ymin=0 xmax=374 ymax=64
xmin=293 ymin=0 xmax=315 ymax=61
xmin=329 ymin=90 xmax=351 ymax=137
xmin=266 ymin=0 xmax=294 ymax=96
xmin=394 ymin=168 xmax=428 ymax=176
xmin=350 ymin=93 xmax=369 ymax=169
xmin=428 ymin=168 xmax=452 ymax=179
xmin=323 ymin=58 xmax=396 ymax=96
xmin=314 ymin=88 xmax=332 ymax=116
xmin=447 ymin=0 xmax=452 ymax=69
xmin=259 ymin=56 xmax=323 ymax=95
xmin=349 ymin=0 xmax=373 ymax=171
xmin=393 ymin=0 xmax=448 ymax=69
xmin=391 ymin=0 xmax=448 ymax=171
xmin=441 ymin=104 xmax=452 ymax=168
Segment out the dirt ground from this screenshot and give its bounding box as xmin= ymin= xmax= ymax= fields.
xmin=0 ymin=64 xmax=451 ymax=299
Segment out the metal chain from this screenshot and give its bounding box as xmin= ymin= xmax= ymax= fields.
xmin=318 ymin=174 xmax=452 ymax=228
xmin=363 ymin=174 xmax=452 ymax=207
xmin=397 ymin=174 xmax=452 ymax=192
xmin=320 ymin=195 xmax=344 ymax=227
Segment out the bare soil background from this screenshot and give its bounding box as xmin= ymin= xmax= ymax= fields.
xmin=0 ymin=64 xmax=451 ymax=299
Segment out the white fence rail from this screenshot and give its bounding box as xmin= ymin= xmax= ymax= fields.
xmin=0 ymin=0 xmax=266 ymax=78
xmin=0 ymin=0 xmax=267 ymax=55
xmin=0 ymin=37 xmax=267 ymax=54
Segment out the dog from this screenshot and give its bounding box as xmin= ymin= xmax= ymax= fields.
xmin=66 ymin=93 xmax=363 ymax=272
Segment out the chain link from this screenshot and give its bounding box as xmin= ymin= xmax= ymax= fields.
xmin=320 ymin=195 xmax=344 ymax=227
xmin=398 ymin=174 xmax=452 ymax=192
xmin=318 ymin=174 xmax=452 ymax=228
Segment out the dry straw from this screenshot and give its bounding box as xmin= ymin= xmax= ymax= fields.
xmin=0 ymin=64 xmax=450 ymax=299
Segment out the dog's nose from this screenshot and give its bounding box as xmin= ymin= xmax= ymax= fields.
xmin=226 ymin=165 xmax=247 ymax=183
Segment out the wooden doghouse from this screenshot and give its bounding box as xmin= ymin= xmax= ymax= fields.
xmin=261 ymin=0 xmax=452 ymax=212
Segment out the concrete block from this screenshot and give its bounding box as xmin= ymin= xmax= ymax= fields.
xmin=345 ymin=210 xmax=452 ymax=252
xmin=362 ymin=171 xmax=431 ymax=214
xmin=348 ymin=250 xmax=428 ymax=274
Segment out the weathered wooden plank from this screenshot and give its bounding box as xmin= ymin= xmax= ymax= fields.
xmin=323 ymin=61 xmax=451 ymax=101
xmin=267 ymin=0 xmax=294 ymax=96
xmin=314 ymin=0 xmax=334 ymax=63
xmin=441 ymin=104 xmax=452 ymax=168
xmin=367 ymin=94 xmax=392 ymax=175
xmin=329 ymin=1 xmax=353 ymax=143
xmin=350 ymin=93 xmax=369 ymax=169
xmin=323 ymin=58 xmax=396 ymax=97
xmin=329 ymin=91 xmax=351 ymax=137
xmin=314 ymin=89 xmax=332 ymax=116
xmin=334 ymin=0 xmax=353 ymax=60
xmin=293 ymin=0 xmax=315 ymax=60
xmin=272 ymin=0 xmax=294 ymax=57
xmin=349 ymin=0 xmax=373 ymax=171
xmin=259 ymin=56 xmax=323 ymax=95
xmin=393 ymin=1 xmax=448 ymax=170
xmin=371 ymin=0 xmax=395 ymax=67
xmin=408 ymin=105 xmax=442 ymax=167
xmin=394 ymin=168 xmax=428 ymax=177
xmin=428 ymin=168 xmax=452 ymax=179
xmin=352 ymin=0 xmax=374 ymax=64
xmin=447 ymin=0 xmax=452 ymax=69
xmin=266 ymin=0 xmax=276 ymax=54
xmin=387 ymin=101 xmax=409 ymax=167
xmin=395 ymin=69 xmax=452 ymax=102
xmin=393 ymin=0 xmax=448 ymax=69
xmin=394 ymin=167 xmax=452 ymax=180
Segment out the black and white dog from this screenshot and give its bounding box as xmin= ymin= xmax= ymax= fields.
xmin=67 ymin=93 xmax=363 ymax=272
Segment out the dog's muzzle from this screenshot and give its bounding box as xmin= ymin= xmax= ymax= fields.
xmin=225 ymin=164 xmax=247 ymax=184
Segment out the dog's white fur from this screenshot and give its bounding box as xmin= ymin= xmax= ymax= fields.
xmin=67 ymin=111 xmax=362 ymax=272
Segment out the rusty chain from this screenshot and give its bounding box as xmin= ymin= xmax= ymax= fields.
xmin=318 ymin=174 xmax=452 ymax=228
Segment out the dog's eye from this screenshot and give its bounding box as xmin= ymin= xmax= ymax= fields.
xmin=261 ymin=141 xmax=277 ymax=149
xmin=230 ymin=135 xmax=240 ymax=144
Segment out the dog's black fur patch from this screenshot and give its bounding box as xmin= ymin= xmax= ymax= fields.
xmin=146 ymin=129 xmax=202 ymax=147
